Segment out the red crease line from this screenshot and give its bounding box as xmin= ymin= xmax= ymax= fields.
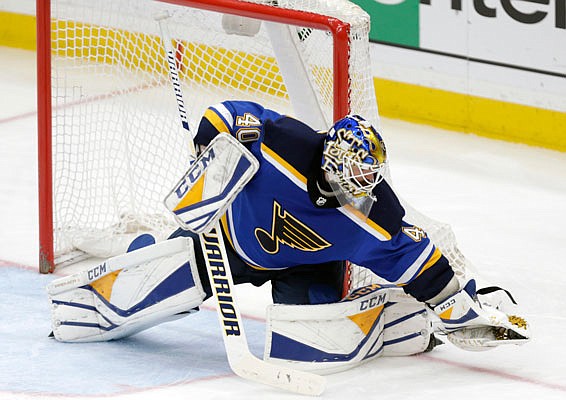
xmin=418 ymin=353 xmax=566 ymax=392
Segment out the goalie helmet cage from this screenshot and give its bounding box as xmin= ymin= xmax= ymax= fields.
xmin=37 ymin=0 xmax=472 ymax=291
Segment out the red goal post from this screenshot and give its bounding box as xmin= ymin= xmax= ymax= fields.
xmin=159 ymin=0 xmax=352 ymax=122
xmin=36 ymin=0 xmax=379 ymax=273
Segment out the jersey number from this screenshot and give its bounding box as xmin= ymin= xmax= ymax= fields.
xmin=235 ymin=128 xmax=260 ymax=143
xmin=235 ymin=113 xmax=261 ymax=142
xmin=402 ymin=226 xmax=427 ymax=242
xmin=236 ymin=113 xmax=261 ymax=126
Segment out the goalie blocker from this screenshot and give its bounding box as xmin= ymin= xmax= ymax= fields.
xmin=164 ymin=133 xmax=259 ymax=235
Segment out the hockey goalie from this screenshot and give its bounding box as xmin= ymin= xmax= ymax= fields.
xmin=47 ymin=101 xmax=530 ymax=376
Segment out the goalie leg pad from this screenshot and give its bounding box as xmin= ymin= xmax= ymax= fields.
xmin=49 ymin=237 xmax=205 ymax=342
xmin=264 ymin=285 xmax=437 ymax=374
xmin=382 ymin=288 xmax=436 ymax=356
xmin=264 ymin=285 xmax=388 ymax=375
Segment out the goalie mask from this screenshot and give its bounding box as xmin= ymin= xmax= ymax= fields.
xmin=321 ymin=115 xmax=387 ymax=213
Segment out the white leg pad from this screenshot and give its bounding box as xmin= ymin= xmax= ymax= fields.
xmin=49 ymin=237 xmax=205 ymax=342
xmin=382 ymin=289 xmax=435 ymax=356
xmin=264 ymin=285 xmax=435 ymax=374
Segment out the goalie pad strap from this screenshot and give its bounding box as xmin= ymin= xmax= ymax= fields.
xmin=49 ymin=237 xmax=206 ymax=342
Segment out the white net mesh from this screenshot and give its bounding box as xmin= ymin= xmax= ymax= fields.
xmin=46 ymin=0 xmax=472 ymax=285
xmin=46 ymin=0 xmax=377 ymax=266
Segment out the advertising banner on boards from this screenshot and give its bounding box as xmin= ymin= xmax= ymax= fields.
xmin=353 ymin=0 xmax=565 ymax=77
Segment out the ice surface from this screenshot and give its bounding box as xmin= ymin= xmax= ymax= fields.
xmin=1 ymin=46 xmax=565 ymax=399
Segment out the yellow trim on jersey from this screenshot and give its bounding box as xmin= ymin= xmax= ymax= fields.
xmin=204 ymin=108 xmax=231 ymax=134
xmin=397 ymin=247 xmax=443 ymax=288
xmin=366 ymin=218 xmax=392 ymax=241
xmin=262 ymin=143 xmax=393 ymax=241
xmin=414 ymin=247 xmax=443 ymax=279
xmin=261 ymin=143 xmax=308 ymax=185
xmin=248 ymin=264 xmax=272 ymax=271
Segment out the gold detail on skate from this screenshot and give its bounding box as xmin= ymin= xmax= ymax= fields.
xmin=493 ymin=315 xmax=527 ymax=340
xmin=508 ymin=315 xmax=527 ymax=329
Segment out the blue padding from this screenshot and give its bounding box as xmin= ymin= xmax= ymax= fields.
xmin=270 ymin=332 xmax=355 ymax=362
xmin=383 ymin=332 xmax=422 ymax=346
xmin=127 ymin=234 xmax=156 ymax=252
xmin=464 ymin=279 xmax=477 ymax=297
xmin=85 ymin=262 xmax=195 ymax=318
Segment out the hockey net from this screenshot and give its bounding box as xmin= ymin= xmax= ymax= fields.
xmin=37 ymin=0 xmax=471 ymax=288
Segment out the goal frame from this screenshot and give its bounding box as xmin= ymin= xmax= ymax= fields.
xmin=36 ymin=0 xmax=353 ymax=273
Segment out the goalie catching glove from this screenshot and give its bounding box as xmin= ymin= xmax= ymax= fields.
xmin=432 ymin=279 xmax=531 ymax=351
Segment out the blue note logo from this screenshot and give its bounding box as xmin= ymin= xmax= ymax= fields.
xmin=255 ymin=200 xmax=331 ymax=254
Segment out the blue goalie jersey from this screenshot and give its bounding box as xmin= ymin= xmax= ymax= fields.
xmin=194 ymin=101 xmax=450 ymax=288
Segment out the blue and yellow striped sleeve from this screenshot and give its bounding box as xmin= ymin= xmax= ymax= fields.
xmin=195 ymin=102 xmax=235 ymax=146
